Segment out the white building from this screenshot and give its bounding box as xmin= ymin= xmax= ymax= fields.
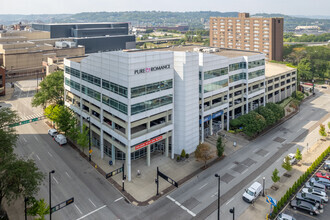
xmin=64 ymin=46 xmax=296 ymax=181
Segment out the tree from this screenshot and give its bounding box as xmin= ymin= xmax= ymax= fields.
xmin=0 ymin=108 xmax=20 ymax=156
xmin=297 ymin=58 xmax=312 ymax=81
xmin=295 ymin=148 xmax=302 ymax=161
xmin=265 ymin=103 xmax=284 ymax=121
xmin=328 ymin=121 xmax=330 ymax=130
xmin=31 ymin=70 xmax=64 ymax=108
xmin=27 ymin=197 xmax=50 ymax=220
xmin=271 ymin=168 xmax=280 ymax=183
xmin=256 ymin=106 xmax=276 ymax=126
xmin=239 ymin=112 xmax=266 ymax=137
xmin=282 ymin=156 xmax=292 ymax=172
xmin=0 ymin=155 xmax=44 ymax=208
xmin=77 ymin=124 xmax=89 ymax=153
xmin=194 ymin=143 xmax=214 ymax=168
xmin=67 ymin=120 xmax=80 ymax=143
xmin=319 ymin=124 xmax=327 ymax=137
xmin=53 ymin=105 xmax=75 ymax=135
xmin=216 ymin=136 xmax=225 ymax=157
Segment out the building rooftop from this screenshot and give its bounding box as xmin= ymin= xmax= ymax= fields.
xmin=33 ymin=22 xmax=129 ymax=26
xmin=265 ymin=62 xmax=296 ymax=77
xmin=127 ymin=45 xmax=262 ymax=58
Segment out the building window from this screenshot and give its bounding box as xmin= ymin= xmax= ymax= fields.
xmin=82 ymin=72 xmax=101 ymax=87
xmin=204 ymin=67 xmax=228 ymax=80
xmin=81 ymin=85 xmax=101 ymax=101
xmin=65 ymin=77 xmax=81 ymax=91
xmin=248 ymin=59 xmax=265 ymax=69
xmin=229 ymin=72 xmax=246 ymax=83
xmin=248 ymin=69 xmax=265 ymax=80
xmin=102 ymin=79 xmax=128 ymax=98
xmin=229 ymin=62 xmax=247 ymax=71
xmin=102 ymin=94 xmax=128 ymax=115
xmin=65 ymin=66 xmax=80 ymax=78
xmin=131 ymin=95 xmax=173 ymax=115
xmin=204 ymin=79 xmax=228 ymax=93
xmin=131 ymin=79 xmax=173 ymax=98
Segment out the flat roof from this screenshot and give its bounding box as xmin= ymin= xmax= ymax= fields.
xmin=265 ymin=62 xmax=296 ymax=77
xmin=127 ymin=45 xmax=261 ymax=58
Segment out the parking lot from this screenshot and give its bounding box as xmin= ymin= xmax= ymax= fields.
xmin=279 ymin=158 xmax=330 ymax=220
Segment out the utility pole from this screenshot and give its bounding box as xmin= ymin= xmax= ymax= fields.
xmin=156 ymin=167 xmax=159 ymax=196
xmin=49 ymin=170 xmax=55 ymax=220
xmin=87 ymin=117 xmax=91 ymax=161
xmin=215 ymin=173 xmax=220 ymax=220
xmin=122 ymin=163 xmax=126 ymax=191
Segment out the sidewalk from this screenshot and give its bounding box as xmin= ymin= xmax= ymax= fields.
xmin=239 ymin=137 xmax=330 ymax=220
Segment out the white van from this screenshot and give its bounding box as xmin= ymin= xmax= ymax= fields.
xmin=55 ymin=134 xmax=67 ymax=146
xmin=242 ymin=182 xmax=263 ymax=203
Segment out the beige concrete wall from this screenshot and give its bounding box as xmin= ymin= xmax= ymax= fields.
xmin=0 ymin=31 xmax=50 ymax=40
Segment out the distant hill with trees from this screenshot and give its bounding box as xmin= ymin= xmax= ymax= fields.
xmin=1 ymin=11 xmax=330 ymax=31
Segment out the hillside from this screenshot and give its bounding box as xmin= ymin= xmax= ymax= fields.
xmin=1 ymin=11 xmax=330 ymax=31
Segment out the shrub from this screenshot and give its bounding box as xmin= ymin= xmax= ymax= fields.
xmin=230 ymin=118 xmax=242 ymax=129
xmin=176 ymin=156 xmax=180 ymax=161
xmin=282 ymin=156 xmax=292 ymax=171
xmin=319 ymin=124 xmax=327 ymax=137
xmin=271 ymin=168 xmax=280 ymax=183
xmin=216 ymin=137 xmax=225 ymax=157
xmin=181 ymin=149 xmax=186 ymax=158
xmin=186 ymin=153 xmax=189 ymax=158
xmin=305 ymin=92 xmax=309 ymax=96
xmin=228 ymin=130 xmax=235 ymax=134
xmin=295 ymin=148 xmax=302 ymax=161
xmin=292 ymin=90 xmax=304 ymax=101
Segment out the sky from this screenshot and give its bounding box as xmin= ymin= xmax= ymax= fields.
xmin=1 ymin=0 xmax=330 ymax=16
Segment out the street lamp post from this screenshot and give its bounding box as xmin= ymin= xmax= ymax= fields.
xmin=229 ymin=207 xmax=235 ymax=220
xmin=262 ymin=177 xmax=265 ymax=197
xmin=49 ymin=170 xmax=55 ymax=220
xmin=24 ymin=197 xmax=29 ymax=220
xmin=87 ymin=117 xmax=91 ymax=161
xmin=215 ymin=173 xmax=220 ymax=220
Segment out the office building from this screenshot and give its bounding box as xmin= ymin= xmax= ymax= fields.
xmin=210 ymin=13 xmax=283 ymax=61
xmin=32 ymin=23 xmax=136 ymax=53
xmin=64 ymin=46 xmax=296 ymax=181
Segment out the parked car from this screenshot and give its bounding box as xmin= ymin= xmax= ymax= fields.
xmin=296 ymin=192 xmax=324 ymax=210
xmin=242 ymin=182 xmax=263 ymax=203
xmin=290 ymin=199 xmax=320 ymax=216
xmin=277 ymin=213 xmax=296 ymax=220
xmin=283 ymin=153 xmax=296 ymax=165
xmin=302 ymin=188 xmax=328 ymax=203
xmin=316 ymin=172 xmax=330 ymax=180
xmin=311 ymin=177 xmax=330 ymax=189
xmin=324 ymin=160 xmax=330 ymax=171
xmin=305 ymin=180 xmax=327 ymax=192
xmin=48 ymin=129 xmax=58 ymax=137
xmin=54 ymin=134 xmax=67 ymax=146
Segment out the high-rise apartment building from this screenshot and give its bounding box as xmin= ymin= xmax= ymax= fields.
xmin=210 ymin=13 xmax=283 ymax=61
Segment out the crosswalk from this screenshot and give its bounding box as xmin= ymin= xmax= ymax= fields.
xmin=21 ymin=112 xmax=44 ymax=121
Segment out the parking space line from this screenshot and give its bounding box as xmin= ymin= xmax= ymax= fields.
xmin=35 ymin=154 xmax=41 ymax=161
xmin=65 ymin=172 xmax=71 ymax=178
xmin=211 ymin=192 xmax=218 ymax=197
xmin=225 ymin=198 xmax=234 ymax=205
xmin=74 ymin=204 xmax=83 ymax=215
xmin=241 ymin=168 xmax=249 ymax=175
xmin=34 ymin=136 xmax=39 ymax=142
xmin=88 ymin=198 xmax=96 ymax=208
xmin=48 ymin=152 xmax=53 ymax=157
xmin=166 ymin=196 xmax=196 ymax=217
xmin=52 ymin=176 xmax=59 ymax=184
xmin=114 ymin=197 xmax=123 ymax=202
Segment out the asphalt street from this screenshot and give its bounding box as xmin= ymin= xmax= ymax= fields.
xmin=5 ymin=79 xmax=330 ymax=220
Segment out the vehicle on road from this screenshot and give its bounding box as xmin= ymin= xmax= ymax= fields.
xmin=315 ymin=172 xmax=330 ymax=180
xmin=290 ymin=199 xmax=320 ymax=216
xmin=55 ymin=134 xmax=67 ymax=146
xmin=311 ymin=177 xmax=330 ymax=189
xmin=324 ymin=160 xmax=330 ymax=171
xmin=296 ymin=192 xmax=324 ymax=210
xmin=242 ymin=182 xmax=263 ymax=203
xmin=302 ymin=188 xmax=328 ymax=203
xmin=48 ymin=129 xmax=58 ymax=137
xmin=305 ymin=180 xmax=326 ymax=192
xmin=283 ymin=153 xmax=296 ymax=165
xmin=276 ymin=213 xmax=296 ymax=220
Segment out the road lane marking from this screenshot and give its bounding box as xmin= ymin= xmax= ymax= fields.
xmin=264 ymin=152 xmax=270 ymax=157
xmin=22 ymin=136 xmax=27 ymax=143
xmin=276 ymin=158 xmax=281 ymax=163
xmin=52 ymin=176 xmax=59 ymax=184
xmin=34 ymin=136 xmax=39 ymax=142
xmin=254 ymin=175 xmax=261 ymax=182
xmin=166 ymin=196 xmax=196 ymax=217
xmin=199 ymin=183 xmax=208 ymax=190
xmin=253 ymin=149 xmax=259 ymax=153
xmin=211 ymin=192 xmax=218 ymax=197
xmin=114 ymin=197 xmax=123 ymax=202
xmin=88 ymin=198 xmax=96 ymax=207
xmin=48 ymin=152 xmax=53 ymax=157
xmin=226 ymin=198 xmax=234 ymax=205
xmin=241 ymin=168 xmax=249 ymax=175
xmin=74 ymin=204 xmax=83 ymax=215
xmin=65 ymin=172 xmax=71 ymax=178
xmin=36 ymin=154 xmax=41 ymax=161
xmin=76 ymin=205 xmax=106 ymax=220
